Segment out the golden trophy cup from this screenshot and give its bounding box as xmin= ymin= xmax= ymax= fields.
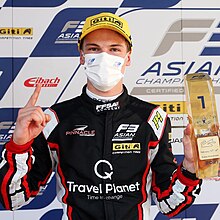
xmin=184 ymin=73 xmax=220 ymax=179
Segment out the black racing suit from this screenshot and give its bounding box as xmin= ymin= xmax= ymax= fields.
xmin=0 ymin=85 xmax=202 ymax=220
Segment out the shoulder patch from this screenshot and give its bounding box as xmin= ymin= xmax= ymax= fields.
xmin=148 ymin=106 xmax=167 ymax=140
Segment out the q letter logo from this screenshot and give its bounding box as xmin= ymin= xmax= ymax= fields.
xmin=94 ymin=160 xmax=113 ymax=180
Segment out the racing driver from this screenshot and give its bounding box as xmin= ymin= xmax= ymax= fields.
xmin=0 ymin=12 xmax=202 ymax=220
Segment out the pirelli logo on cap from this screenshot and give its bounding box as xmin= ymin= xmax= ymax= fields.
xmin=113 ymin=143 xmax=141 ymax=151
xmin=90 ymin=16 xmax=123 ymax=28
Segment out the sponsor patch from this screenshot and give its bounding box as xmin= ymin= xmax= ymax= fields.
xmin=148 ymin=107 xmax=167 ymax=140
xmin=112 ymin=124 xmax=139 ymax=141
xmin=96 ymin=101 xmax=120 ymax=112
xmin=66 ymin=125 xmax=95 ymax=137
xmin=112 ymin=143 xmax=141 ymax=154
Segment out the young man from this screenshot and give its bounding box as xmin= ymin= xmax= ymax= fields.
xmin=0 ymin=12 xmax=201 ymax=220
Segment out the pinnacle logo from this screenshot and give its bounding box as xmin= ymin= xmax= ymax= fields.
xmin=66 ymin=125 xmax=95 ymax=137
xmin=55 ymin=20 xmax=85 ymax=44
xmin=0 ymin=28 xmax=33 ymax=35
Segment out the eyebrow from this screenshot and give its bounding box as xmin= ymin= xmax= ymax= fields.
xmin=84 ymin=43 xmax=99 ymax=47
xmin=84 ymin=43 xmax=124 ymax=48
xmin=110 ymin=44 xmax=124 ymax=47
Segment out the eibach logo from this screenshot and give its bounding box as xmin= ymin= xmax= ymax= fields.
xmin=24 ymin=77 xmax=61 ymax=87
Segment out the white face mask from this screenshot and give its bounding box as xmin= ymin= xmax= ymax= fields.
xmin=83 ymin=52 xmax=126 ymax=92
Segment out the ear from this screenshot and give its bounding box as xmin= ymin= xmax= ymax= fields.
xmin=125 ymin=51 xmax=131 ymax=66
xmin=80 ymin=50 xmax=85 ymax=65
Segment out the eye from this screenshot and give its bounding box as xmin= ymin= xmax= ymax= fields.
xmin=110 ymin=48 xmax=121 ymax=52
xmin=88 ymin=47 xmax=99 ymax=52
xmin=85 ymin=45 xmax=102 ymax=53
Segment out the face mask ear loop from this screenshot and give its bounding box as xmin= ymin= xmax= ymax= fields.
xmin=81 ymin=51 xmax=85 ymax=58
xmin=81 ymin=52 xmax=86 ymax=69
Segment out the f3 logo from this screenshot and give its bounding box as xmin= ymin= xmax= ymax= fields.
xmin=153 ymin=19 xmax=215 ymax=56
xmin=116 ymin=124 xmax=139 ymax=133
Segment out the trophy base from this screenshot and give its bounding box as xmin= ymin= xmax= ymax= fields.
xmin=196 ymin=158 xmax=219 ymax=179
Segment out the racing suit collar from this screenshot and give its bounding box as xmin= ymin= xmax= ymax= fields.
xmin=81 ymin=84 xmax=129 ymax=114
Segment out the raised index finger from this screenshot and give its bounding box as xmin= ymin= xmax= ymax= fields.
xmin=25 ymin=84 xmax=42 ymax=107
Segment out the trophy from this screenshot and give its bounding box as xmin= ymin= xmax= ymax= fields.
xmin=184 ymin=73 xmax=220 ymax=179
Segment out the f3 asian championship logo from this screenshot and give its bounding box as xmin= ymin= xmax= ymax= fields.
xmin=131 ymin=16 xmax=220 ymax=96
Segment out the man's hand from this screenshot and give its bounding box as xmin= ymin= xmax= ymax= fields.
xmin=182 ymin=124 xmax=196 ymax=173
xmin=13 ymin=84 xmax=51 ymax=145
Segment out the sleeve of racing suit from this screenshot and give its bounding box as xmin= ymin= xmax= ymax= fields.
xmin=0 ymin=132 xmax=53 ymax=211
xmin=149 ymin=107 xmax=202 ymax=217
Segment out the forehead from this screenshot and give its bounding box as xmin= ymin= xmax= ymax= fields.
xmin=83 ymin=28 xmax=127 ymax=46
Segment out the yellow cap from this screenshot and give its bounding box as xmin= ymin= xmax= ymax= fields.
xmin=78 ymin=12 xmax=132 ymax=49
